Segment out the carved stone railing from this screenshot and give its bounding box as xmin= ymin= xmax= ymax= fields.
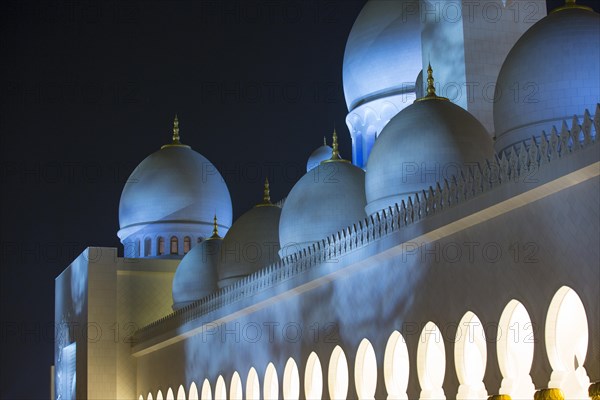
xmin=132 ymin=105 xmax=600 ymax=346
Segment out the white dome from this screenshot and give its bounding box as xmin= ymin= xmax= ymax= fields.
xmin=117 ymin=143 xmax=233 ymax=243
xmin=218 ymin=186 xmax=281 ymax=288
xmin=365 ymin=95 xmax=494 ymax=216
xmin=280 ymin=154 xmax=366 ymax=255
xmin=493 ymin=6 xmax=600 ymax=153
xmin=343 ymin=0 xmax=422 ymax=111
xmin=172 ymin=236 xmax=221 ymax=310
xmin=306 ymin=142 xmax=333 ymax=172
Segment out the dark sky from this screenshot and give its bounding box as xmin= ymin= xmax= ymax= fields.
xmin=0 ymin=0 xmax=598 ymax=398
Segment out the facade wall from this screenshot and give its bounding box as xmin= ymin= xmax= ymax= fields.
xmin=135 ymin=175 xmax=599 ymax=399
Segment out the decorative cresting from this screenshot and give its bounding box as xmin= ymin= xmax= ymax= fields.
xmin=207 ymin=214 xmax=221 ymax=240
xmin=256 ymin=178 xmax=274 ymax=207
xmin=551 ymin=0 xmax=593 ymax=13
xmin=488 ymin=396 xmax=511 ymax=400
xmin=534 ymin=389 xmax=565 ymax=400
xmin=590 ymin=382 xmax=600 ymax=400
xmin=322 ymin=128 xmax=350 ymax=163
xmin=161 ymin=114 xmax=190 ymax=149
xmin=414 ymin=63 xmax=448 ymax=103
xmin=132 ymin=105 xmax=600 ymax=344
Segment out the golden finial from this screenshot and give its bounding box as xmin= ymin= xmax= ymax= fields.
xmin=256 ymin=178 xmax=274 ymax=207
xmin=322 ymin=128 xmax=350 ymax=164
xmin=161 ymin=114 xmax=190 ymax=149
xmin=551 ymin=0 xmax=592 ymax=13
xmin=172 ymin=114 xmax=180 ymax=143
xmin=207 ymin=214 xmax=221 ymax=239
xmin=414 ymin=63 xmax=449 ymax=103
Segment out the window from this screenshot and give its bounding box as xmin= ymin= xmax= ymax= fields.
xmin=264 ymin=363 xmax=279 ymax=400
xmin=355 ymin=339 xmax=377 ymax=399
xmin=304 ymin=352 xmax=323 ymax=400
xmin=545 ymin=286 xmax=590 ymax=399
xmin=417 ymin=322 xmax=446 ymax=400
xmin=184 ymin=236 xmax=191 ymax=254
xmin=455 ymin=312 xmax=487 ymax=400
xmin=144 ymin=238 xmax=151 ymax=257
xmin=328 ymin=346 xmax=349 ymax=400
xmin=246 ymin=367 xmax=260 ymax=400
xmin=283 ymin=357 xmax=300 ymax=400
xmin=497 ymin=300 xmax=535 ymax=400
xmin=214 ymin=376 xmax=226 ymax=400
xmin=170 ymin=236 xmax=178 ymax=254
xmin=384 ymin=331 xmax=409 ymax=399
xmin=230 ymin=372 xmax=243 ymax=400
xmin=158 ymin=237 xmax=165 ymax=255
xmin=189 ymin=382 xmax=199 ymax=400
xmin=200 ymin=379 xmax=212 ymax=400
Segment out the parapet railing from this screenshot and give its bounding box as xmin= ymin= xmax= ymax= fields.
xmin=132 ymin=105 xmax=600 ymax=346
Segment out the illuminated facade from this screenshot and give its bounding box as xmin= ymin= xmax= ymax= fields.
xmin=54 ymin=1 xmax=600 ymax=399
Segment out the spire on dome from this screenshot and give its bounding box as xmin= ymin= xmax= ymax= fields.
xmin=322 ymin=128 xmax=350 ymax=164
xmin=161 ymin=114 xmax=190 ymax=149
xmin=323 ymin=136 xmax=327 ymax=146
xmin=207 ymin=214 xmax=221 ymax=240
xmin=551 ymin=0 xmax=593 ymax=13
xmin=256 ymin=178 xmax=274 ymax=207
xmin=414 ymin=63 xmax=449 ymax=103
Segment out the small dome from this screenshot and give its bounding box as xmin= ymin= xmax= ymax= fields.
xmin=307 ymin=138 xmax=333 ymax=172
xmin=172 ymin=220 xmax=221 ymax=310
xmin=117 ymin=118 xmax=233 ymax=245
xmin=280 ymin=132 xmax=366 ymax=254
xmin=218 ymin=180 xmax=281 ymax=288
xmin=493 ymin=6 xmax=600 ymax=153
xmin=365 ymin=67 xmax=494 ymax=216
xmin=343 ymin=0 xmax=422 ymax=111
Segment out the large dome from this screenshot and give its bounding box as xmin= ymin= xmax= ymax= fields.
xmin=343 ymin=0 xmax=422 ymax=111
xmin=493 ymin=6 xmax=600 ymax=153
xmin=172 ymin=227 xmax=221 ymax=310
xmin=118 ymin=132 xmax=233 ymax=244
xmin=365 ymin=70 xmax=494 ymax=216
xmin=280 ymin=134 xmax=366 ymax=255
xmin=218 ymin=181 xmax=281 ymax=288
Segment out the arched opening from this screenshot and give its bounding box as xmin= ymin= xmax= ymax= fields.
xmin=384 ymin=330 xmax=409 ymax=400
xmin=166 ymin=387 xmax=174 ymax=400
xmin=144 ymin=237 xmax=151 ymax=256
xmin=355 ymin=339 xmax=377 ymax=399
xmin=230 ymin=372 xmax=243 ymax=400
xmin=305 ymin=352 xmax=323 ymax=400
xmin=214 ymin=376 xmax=226 ymax=400
xmin=176 ymin=385 xmax=186 ymax=400
xmin=170 ymin=236 xmax=178 ymax=254
xmin=136 ymin=239 xmax=141 ymax=257
xmin=283 ymin=357 xmax=300 ymax=400
xmin=546 ymin=286 xmax=590 ymax=399
xmin=189 ymin=382 xmax=199 ymax=400
xmin=264 ymin=362 xmax=279 ymax=400
xmin=184 ymin=236 xmax=192 ymax=254
xmin=158 ymin=237 xmax=165 ymax=255
xmin=156 ymin=390 xmax=164 ymax=400
xmin=455 ymin=312 xmax=488 ymax=400
xmin=497 ymin=300 xmax=535 ymax=399
xmin=246 ymin=367 xmax=260 ymax=400
xmin=417 ymin=321 xmax=446 ymax=400
xmin=200 ymin=379 xmax=212 ymax=400
xmin=328 ymin=345 xmax=349 ymax=400
xmin=140 ymin=396 xmax=144 ymax=400
xmin=147 ymin=393 xmax=154 ymax=400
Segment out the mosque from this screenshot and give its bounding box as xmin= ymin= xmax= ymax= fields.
xmin=53 ymin=1 xmax=600 ymax=399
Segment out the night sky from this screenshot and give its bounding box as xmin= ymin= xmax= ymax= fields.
xmin=1 ymin=0 xmax=598 ymax=398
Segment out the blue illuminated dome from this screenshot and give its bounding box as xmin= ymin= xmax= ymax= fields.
xmin=117 ymin=117 xmax=233 ymax=257
xmin=218 ymin=180 xmax=281 ymax=288
xmin=306 ymin=138 xmax=333 ymax=172
xmin=365 ymin=66 xmax=494 ymax=216
xmin=172 ymin=219 xmax=221 ymax=310
xmin=493 ymin=5 xmax=600 ymax=153
xmin=343 ymin=0 xmax=421 ymax=111
xmin=279 ymin=131 xmax=366 ymax=255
